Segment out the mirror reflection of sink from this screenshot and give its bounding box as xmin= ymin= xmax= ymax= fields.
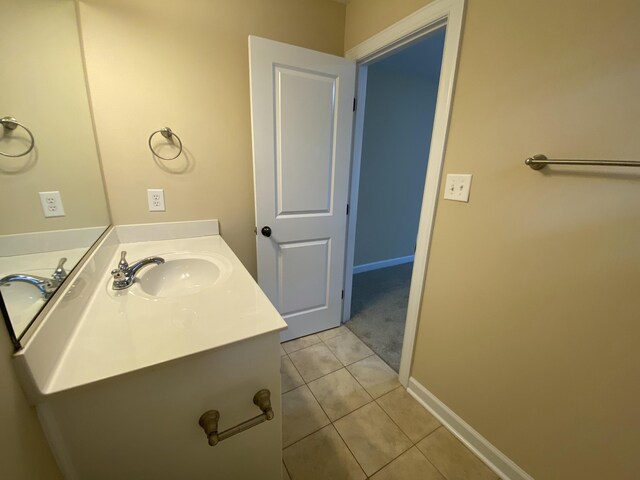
xmin=0 ymin=269 xmax=49 ymax=335
xmin=129 ymin=254 xmax=232 ymax=299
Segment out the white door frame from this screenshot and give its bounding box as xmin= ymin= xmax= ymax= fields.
xmin=342 ymin=0 xmax=466 ymax=386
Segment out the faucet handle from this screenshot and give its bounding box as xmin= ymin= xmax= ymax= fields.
xmin=112 ymin=251 xmax=129 ymax=277
xmin=52 ymin=257 xmax=68 ymax=280
xmin=118 ymin=251 xmax=129 ymax=270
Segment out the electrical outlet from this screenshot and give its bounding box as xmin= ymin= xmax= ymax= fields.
xmin=39 ymin=191 xmax=65 ymax=217
xmin=147 ymin=189 xmax=165 ymax=211
xmin=443 ymin=174 xmax=472 ymax=202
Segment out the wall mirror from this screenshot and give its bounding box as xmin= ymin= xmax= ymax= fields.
xmin=0 ymin=0 xmax=110 ymax=348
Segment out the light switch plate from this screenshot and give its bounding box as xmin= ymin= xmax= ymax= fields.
xmin=443 ymin=174 xmax=472 ymax=202
xmin=39 ymin=191 xmax=65 ymax=217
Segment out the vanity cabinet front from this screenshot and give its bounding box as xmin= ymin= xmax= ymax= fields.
xmin=38 ymin=333 xmax=282 ymax=480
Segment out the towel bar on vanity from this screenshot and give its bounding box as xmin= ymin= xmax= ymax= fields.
xmin=525 ymin=154 xmax=640 ymax=170
xmin=198 ymin=389 xmax=274 ymax=447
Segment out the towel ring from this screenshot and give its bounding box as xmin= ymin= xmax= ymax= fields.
xmin=148 ymin=127 xmax=183 ymax=160
xmin=0 ymin=117 xmax=35 ymax=158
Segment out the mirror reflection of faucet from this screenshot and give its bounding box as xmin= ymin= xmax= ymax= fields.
xmin=110 ymin=251 xmax=165 ymax=290
xmin=0 ymin=257 xmax=68 ymax=299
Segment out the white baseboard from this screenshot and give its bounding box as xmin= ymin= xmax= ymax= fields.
xmin=407 ymin=377 xmax=534 ymax=480
xmin=353 ymin=255 xmax=414 ymax=274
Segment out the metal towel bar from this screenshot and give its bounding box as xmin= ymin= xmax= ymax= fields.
xmin=1 ymin=117 xmax=35 ymax=158
xmin=148 ymin=127 xmax=183 ymax=160
xmin=525 ymin=154 xmax=640 ymax=170
xmin=198 ymin=389 xmax=274 ymax=447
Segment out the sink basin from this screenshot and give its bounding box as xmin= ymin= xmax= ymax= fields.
xmin=130 ymin=254 xmax=231 ymax=299
xmin=0 ymin=268 xmax=49 ymax=335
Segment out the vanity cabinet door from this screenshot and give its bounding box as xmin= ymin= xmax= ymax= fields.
xmin=39 ymin=333 xmax=282 ymax=480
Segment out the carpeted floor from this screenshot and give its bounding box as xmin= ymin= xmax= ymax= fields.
xmin=345 ymin=262 xmax=413 ymax=372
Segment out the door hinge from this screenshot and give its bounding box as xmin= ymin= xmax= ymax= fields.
xmin=346 ymin=204 xmax=350 ymax=215
xmin=341 ymin=289 xmax=344 ymax=299
xmin=353 ymin=98 xmax=357 ymax=112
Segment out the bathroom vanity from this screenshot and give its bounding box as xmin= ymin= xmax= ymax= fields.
xmin=13 ymin=221 xmax=287 ymax=480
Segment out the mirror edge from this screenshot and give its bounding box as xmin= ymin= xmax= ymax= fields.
xmin=0 ymin=290 xmax=20 ymax=351
xmin=6 ymin=225 xmax=113 ymax=350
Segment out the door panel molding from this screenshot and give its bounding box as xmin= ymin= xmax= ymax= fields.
xmin=277 ymin=238 xmax=331 ymax=317
xmin=274 ymin=66 xmax=338 ymax=216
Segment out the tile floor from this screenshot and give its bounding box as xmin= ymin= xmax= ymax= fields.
xmin=280 ymin=327 xmax=500 ymax=479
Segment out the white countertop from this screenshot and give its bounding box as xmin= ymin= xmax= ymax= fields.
xmin=43 ymin=234 xmax=286 ymax=394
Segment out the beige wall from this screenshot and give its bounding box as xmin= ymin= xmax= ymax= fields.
xmin=78 ymin=0 xmax=346 ymax=276
xmin=347 ymin=0 xmax=640 ymax=478
xmin=0 ymin=0 xmax=109 ymax=235
xmin=344 ymin=0 xmax=438 ymax=51
xmin=0 ymin=312 xmax=62 ymax=479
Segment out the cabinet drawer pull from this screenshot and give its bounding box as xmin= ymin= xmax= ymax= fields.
xmin=198 ymin=389 xmax=274 ymax=446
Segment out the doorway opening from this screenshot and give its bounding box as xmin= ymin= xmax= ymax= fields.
xmin=343 ymin=28 xmax=446 ymax=373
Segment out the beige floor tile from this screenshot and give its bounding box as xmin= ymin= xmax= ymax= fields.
xmin=307 ymin=368 xmax=372 ymax=421
xmin=283 ymin=425 xmax=366 ymax=480
xmin=282 ymin=385 xmax=330 ymax=447
xmin=376 ymin=387 xmax=441 ymax=442
xmin=289 ymin=343 xmax=343 ymax=382
xmin=370 ymin=447 xmax=445 ymax=480
xmin=323 ymin=331 xmax=374 ymax=366
xmin=281 ymin=356 xmax=304 ymax=393
xmin=282 ymin=462 xmax=291 ymax=480
xmin=346 ymin=355 xmax=400 ymax=398
xmin=417 ymin=427 xmax=496 ymax=480
xmin=280 ymin=344 xmax=287 ymax=356
xmin=334 ymin=402 xmax=412 ymax=476
xmin=282 ymin=334 xmax=321 ymax=354
xmin=317 ymin=325 xmax=349 ymax=342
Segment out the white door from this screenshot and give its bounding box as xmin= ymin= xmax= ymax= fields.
xmin=249 ymin=36 xmax=356 ymax=341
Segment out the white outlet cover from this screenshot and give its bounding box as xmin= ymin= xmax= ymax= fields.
xmin=39 ymin=191 xmax=65 ymax=217
xmin=443 ymin=174 xmax=472 ymax=202
xmin=147 ymin=189 xmax=166 ymax=212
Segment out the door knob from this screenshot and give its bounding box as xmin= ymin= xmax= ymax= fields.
xmin=261 ymin=226 xmax=272 ymax=237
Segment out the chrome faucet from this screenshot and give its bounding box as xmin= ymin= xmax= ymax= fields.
xmin=111 ymin=251 xmax=165 ymax=290
xmin=0 ymin=257 xmax=68 ymax=300
xmin=51 ymin=256 xmax=68 ymax=283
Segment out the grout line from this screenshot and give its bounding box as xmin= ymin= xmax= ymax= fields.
xmin=304 ymin=371 xmax=336 ymax=422
xmin=363 ymin=398 xmax=414 ymax=473
xmin=374 ymin=386 xmax=444 ymax=450
xmin=282 ymin=422 xmax=331 ymax=455
xmin=282 ymin=457 xmax=293 ymax=480
xmin=309 ymin=376 xmax=376 ymax=424
xmin=281 ymin=327 xmax=415 ymax=478
xmin=344 ymin=353 xmax=397 ymax=400
xmin=330 ymin=405 xmax=374 ymax=478
xmin=330 ymin=396 xmax=412 ymax=478
xmin=282 ymin=352 xmax=305 ymax=391
xmin=365 ymin=442 xmax=414 ymax=478
xmin=281 ymin=337 xmax=323 ymax=355
xmin=343 ymin=322 xmax=402 ymax=374
xmin=415 ymin=426 xmax=451 ymax=480
xmin=283 ymin=333 xmax=371 ymax=477
xmin=373 ymin=387 xmax=414 ymax=441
